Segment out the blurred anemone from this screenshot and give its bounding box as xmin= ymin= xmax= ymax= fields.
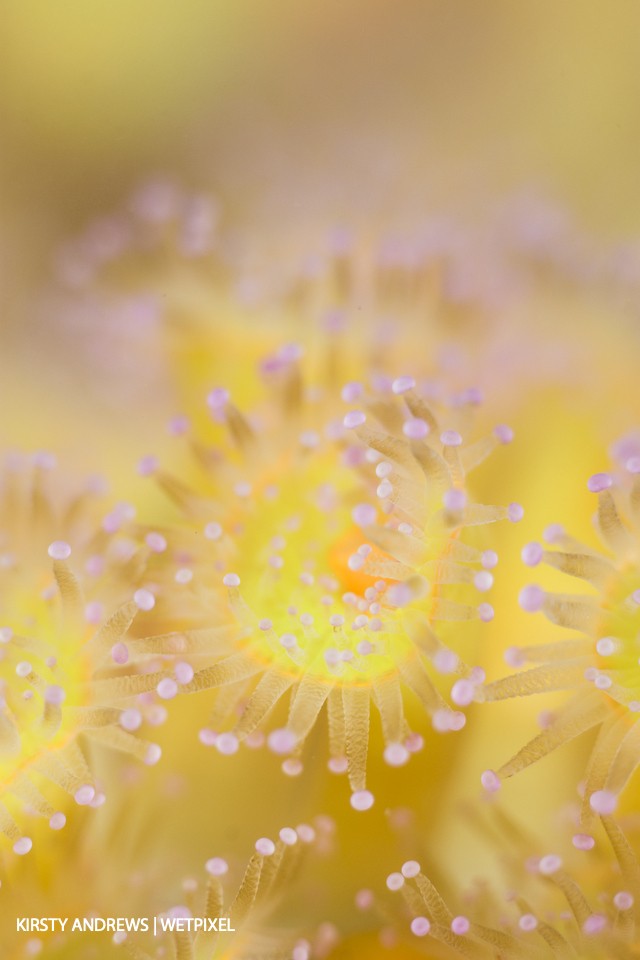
xmin=479 ymin=452 xmax=640 ymax=828
xmin=366 ymin=805 xmax=640 ymax=958
xmin=0 ymin=454 xmax=181 ymax=856
xmin=0 ymin=784 xmax=336 ymax=960
xmin=135 ymin=341 xmax=521 ymax=809
xmin=44 ymin=182 xmax=640 ymax=457
xmin=123 ymin=821 xmax=333 ymax=960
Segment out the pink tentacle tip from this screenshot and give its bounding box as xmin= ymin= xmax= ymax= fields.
xmin=589 ymin=789 xmax=618 ymax=815
xmin=572 ymin=833 xmax=595 ymax=851
xmin=508 ymin=502 xmax=524 ymax=522
xmin=137 ymin=454 xmax=159 ymax=477
xmin=478 ymin=602 xmax=494 ymax=622
xmin=519 ymin=584 xmax=545 ymax=613
xmin=582 ymin=914 xmax=607 ymax=936
xmin=207 ymin=387 xmax=230 ymax=411
xmin=13 ymin=837 xmax=32 ymax=856
xmin=410 ymin=917 xmax=431 ymax=937
xmin=205 ymin=857 xmax=228 ymax=876
xmin=383 ymin=743 xmax=410 ymax=767
xmin=480 ymin=769 xmax=501 ymax=793
xmin=494 ymin=424 xmax=514 ymax=444
xmin=521 ymin=542 xmax=543 ymax=566
xmin=403 ymin=418 xmax=429 ymax=439
xmin=587 ymin=472 xmax=612 ymax=493
xmin=134 ymin=589 xmax=156 ymax=611
xmin=392 ymin=376 xmax=416 ymax=394
xmin=48 ymin=540 xmax=72 ymax=560
xmin=350 ymin=790 xmax=374 ymax=811
xmin=343 ymin=410 xmax=366 ymax=429
xmin=267 ymin=728 xmax=297 ymax=755
xmin=538 ymin=854 xmax=562 ymax=875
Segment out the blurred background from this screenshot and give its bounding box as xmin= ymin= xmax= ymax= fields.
xmin=3 ymin=0 xmax=640 ymax=461
xmin=3 ymin=0 xmax=640 ymax=322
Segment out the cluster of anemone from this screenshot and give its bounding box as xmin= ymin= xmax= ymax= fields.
xmin=371 ymin=804 xmax=640 ymax=959
xmin=48 ymin=181 xmax=640 ymax=429
xmin=136 ymin=342 xmax=521 ymax=810
xmin=53 ymin=181 xmax=640 ymax=316
xmin=480 ymin=455 xmax=640 ymax=829
xmin=117 ymin=823 xmax=329 ymax=960
xmin=3 ymin=180 xmax=640 ymax=960
xmin=0 ymin=816 xmax=333 ymax=960
xmin=0 ymin=455 xmax=182 ymax=856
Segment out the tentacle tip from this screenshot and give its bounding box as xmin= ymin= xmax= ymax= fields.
xmin=167 ymin=413 xmax=190 ymax=436
xmin=521 ymin=541 xmax=543 ymax=567
xmin=156 ymin=677 xmax=178 ymax=701
xmin=443 ymin=488 xmax=466 ymax=512
xmin=481 ymin=549 xmax=499 ymax=569
xmin=205 ymin=856 xmax=229 ymax=876
xmin=392 ymin=376 xmax=416 ymax=395
xmin=355 ymin=889 xmax=374 ymax=910
xmin=478 ymin=602 xmax=494 ymax=622
xmin=48 ymin=540 xmax=72 ymax=560
xmin=350 ymin=790 xmax=374 ymax=811
xmin=474 ymin=570 xmax=494 ymax=592
xmin=282 ymin=757 xmax=303 ymax=776
xmin=13 ymin=837 xmax=32 ymax=856
xmin=341 ymin=381 xmax=363 ymax=403
xmin=504 ymin=646 xmax=525 ymax=668
xmin=386 ymin=872 xmax=405 ymax=891
xmin=543 ymin=522 xmax=565 ymax=543
xmin=480 ymin=769 xmax=501 ymax=793
xmin=44 ymin=684 xmax=66 ymax=705
xmin=215 ymin=732 xmax=239 ymax=756
xmin=582 ymin=914 xmax=607 ymax=936
xmin=451 ymin=678 xmax=476 ymax=707
xmin=410 ymin=917 xmax=431 ymax=937
xmin=222 ymin=573 xmax=241 ymax=588
xmin=587 ymin=472 xmax=612 ymax=493
xmin=403 ymin=417 xmax=430 ymax=439
xmin=589 ymin=789 xmax=618 ymax=815
xmin=538 ymin=854 xmax=562 ymax=875
xmin=133 ymin=588 xmax=156 ymax=611
xmin=74 ymin=784 xmax=96 ymax=806
xmin=494 ymin=424 xmax=514 ymax=444
xmin=441 ymin=429 xmax=463 ymax=447
xmin=137 ymin=454 xmax=159 ymax=477
xmin=279 ymin=827 xmax=298 ymax=846
xmin=383 ymin=743 xmax=410 ymax=767
xmin=343 ymin=410 xmax=366 ymax=429
xmin=198 ymin=727 xmax=217 ymax=747
xmin=613 ymin=892 xmax=634 ymax=911
xmin=572 ymin=833 xmax=595 ymax=851
xmin=255 ymin=837 xmax=276 ymax=856
xmin=144 ymin=744 xmax=162 ymax=766
xmin=519 ymin=584 xmax=545 ymax=613
xmin=206 ymin=387 xmax=230 ymax=412
xmin=508 ymin=502 xmax=525 ymax=523
xmin=267 ymin=727 xmax=297 ymax=755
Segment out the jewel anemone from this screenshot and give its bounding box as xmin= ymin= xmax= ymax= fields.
xmin=122 ymin=822 xmax=325 ymax=960
xmin=373 ymin=806 xmax=639 ymax=959
xmin=140 ymin=343 xmax=522 ymax=809
xmin=0 ymin=456 xmax=175 ymax=856
xmin=480 ymin=457 xmax=640 ymax=830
